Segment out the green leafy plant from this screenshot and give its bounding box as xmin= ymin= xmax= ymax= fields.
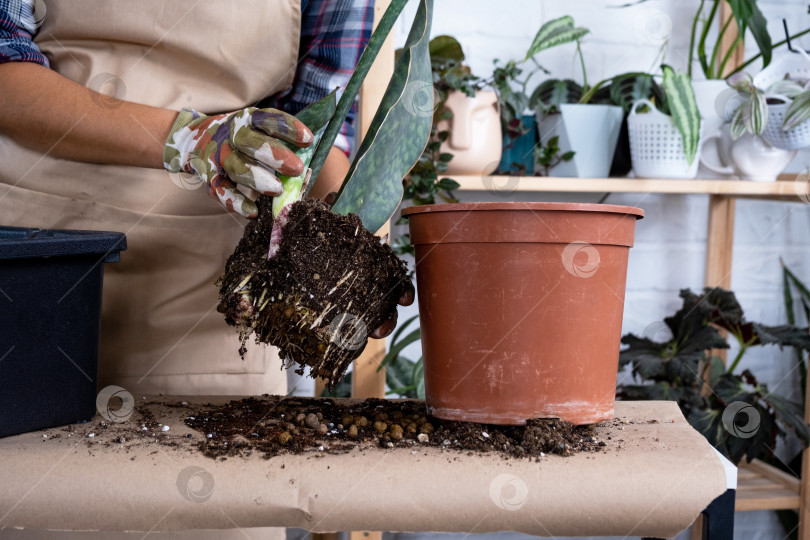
xmin=329 ymin=0 xmax=434 ymax=232
xmin=726 ymin=72 xmax=810 ymax=139
xmin=622 ymin=0 xmax=810 ymax=78
xmin=399 ymin=35 xmax=469 ymax=211
xmin=608 ymin=73 xmax=663 ymax=113
xmin=488 ymin=16 xmax=590 ymax=138
xmin=688 ymin=0 xmax=772 ymax=79
xmin=394 ymin=35 xmax=473 ymax=256
xmin=782 ymin=261 xmax=810 ymax=403
xmin=534 ymin=135 xmax=574 ymax=176
xmin=659 ymin=65 xmax=702 ymax=165
xmin=379 ymin=314 xmax=425 ymax=398
xmin=618 ymin=287 xmax=810 ymax=463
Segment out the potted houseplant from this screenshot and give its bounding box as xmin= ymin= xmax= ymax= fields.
xmin=725 ymin=57 xmax=810 ymax=151
xmin=627 ymin=65 xmax=704 ymax=178
xmin=491 ymin=59 xmax=537 ymax=174
xmin=216 ymin=0 xmax=434 ymax=388
xmin=697 ymin=70 xmax=798 ymax=180
xmin=528 ymin=17 xmax=624 ymax=178
xmin=686 ymin=0 xmax=775 ymax=140
xmin=424 ymin=35 xmax=502 ymax=176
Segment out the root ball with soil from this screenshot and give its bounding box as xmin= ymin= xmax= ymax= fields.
xmin=218 ymin=195 xmax=410 ymax=387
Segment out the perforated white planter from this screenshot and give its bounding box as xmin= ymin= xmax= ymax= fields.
xmin=628 ymin=99 xmax=703 ymax=179
xmin=754 ymin=54 xmax=810 ymax=150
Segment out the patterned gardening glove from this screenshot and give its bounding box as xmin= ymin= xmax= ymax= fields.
xmin=163 ymin=107 xmax=313 ymax=218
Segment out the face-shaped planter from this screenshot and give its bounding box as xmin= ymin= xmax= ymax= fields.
xmin=437 ymin=90 xmax=502 ymax=176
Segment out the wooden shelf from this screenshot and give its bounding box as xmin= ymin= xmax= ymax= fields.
xmin=736 ymin=459 xmax=801 ymax=512
xmin=451 ymin=174 xmax=808 ymax=201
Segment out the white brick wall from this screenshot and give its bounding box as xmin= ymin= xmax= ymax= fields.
xmin=387 ymin=2 xmax=810 ymax=539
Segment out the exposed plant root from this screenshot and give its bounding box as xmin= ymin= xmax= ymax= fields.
xmin=218 ymin=197 xmax=410 ymax=388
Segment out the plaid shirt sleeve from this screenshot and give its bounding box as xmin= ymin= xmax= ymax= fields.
xmin=0 ymin=0 xmax=49 ymax=65
xmin=265 ymin=0 xmax=374 ymax=156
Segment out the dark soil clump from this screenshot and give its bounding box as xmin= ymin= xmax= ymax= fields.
xmin=185 ymin=397 xmax=604 ymax=460
xmin=218 ymin=197 xmax=410 ymax=386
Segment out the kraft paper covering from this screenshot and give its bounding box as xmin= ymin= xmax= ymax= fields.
xmin=0 ymin=397 xmax=727 ymax=537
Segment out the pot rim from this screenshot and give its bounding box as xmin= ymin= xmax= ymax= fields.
xmin=401 ymin=201 xmax=644 ymax=219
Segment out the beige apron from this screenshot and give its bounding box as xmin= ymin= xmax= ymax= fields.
xmin=0 ymin=0 xmax=301 ymax=396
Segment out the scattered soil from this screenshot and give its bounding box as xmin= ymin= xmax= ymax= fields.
xmin=218 ymin=197 xmax=410 ymax=387
xmin=183 ymin=397 xmax=605 ymax=460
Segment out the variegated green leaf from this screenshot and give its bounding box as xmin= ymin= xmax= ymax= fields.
xmin=331 ymin=0 xmax=433 ymax=232
xmin=525 ymin=15 xmax=590 ymax=60
xmin=728 ymin=72 xmax=755 ymax=93
xmin=744 ymin=87 xmax=768 ymax=136
xmin=273 ymin=91 xmax=337 ymax=218
xmin=767 ymin=79 xmax=805 ymax=99
xmin=662 ymin=65 xmax=702 ymax=165
xmin=783 ymin=89 xmax=810 ymax=132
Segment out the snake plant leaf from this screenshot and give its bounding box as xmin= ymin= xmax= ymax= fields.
xmin=727 ymin=0 xmax=773 ymax=69
xmin=307 ymin=0 xmax=409 ymax=187
xmin=783 ymin=89 xmax=810 ymax=132
xmin=525 ymin=15 xmax=589 ymax=60
xmin=662 ymin=65 xmax=701 ymax=165
xmin=273 ymin=90 xmax=337 ymax=218
xmin=331 ymin=0 xmax=433 ymax=232
xmin=295 ymin=90 xmax=337 ymax=136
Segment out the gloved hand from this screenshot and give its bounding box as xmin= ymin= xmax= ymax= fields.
xmin=163 ymin=107 xmax=313 ymax=218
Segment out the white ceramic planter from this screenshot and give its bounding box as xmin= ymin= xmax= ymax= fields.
xmin=700 ymin=125 xmax=796 ymax=181
xmin=438 ymin=90 xmax=502 ymax=176
xmin=535 ymin=104 xmax=623 ymax=177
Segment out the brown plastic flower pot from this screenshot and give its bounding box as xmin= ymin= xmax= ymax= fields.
xmin=402 ymin=202 xmax=644 ymax=425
